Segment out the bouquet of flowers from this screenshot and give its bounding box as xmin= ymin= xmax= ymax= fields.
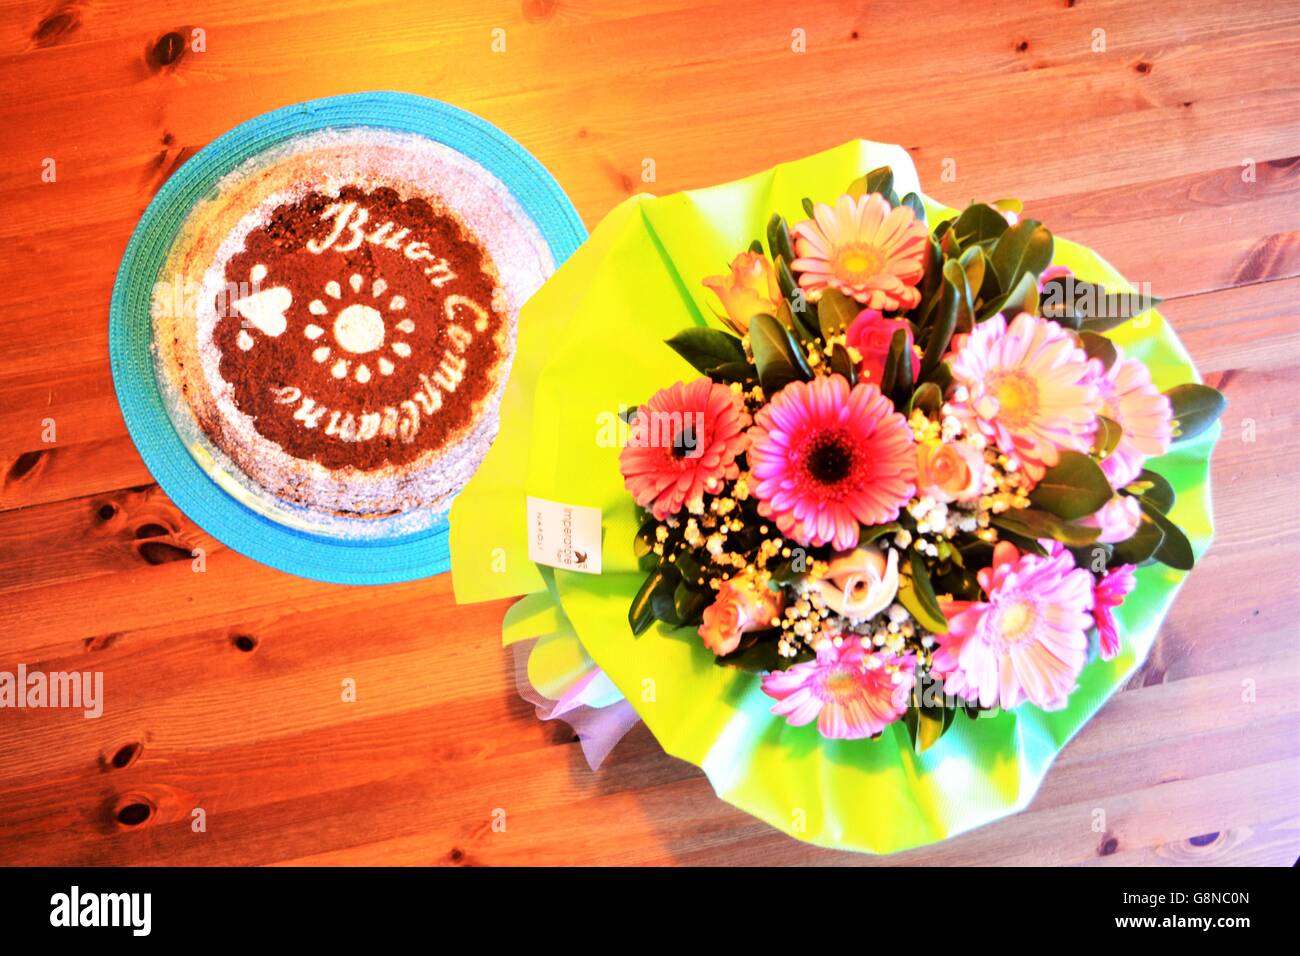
xmin=617 ymin=167 xmax=1225 ymax=750
xmin=451 ymin=141 xmax=1223 ymax=852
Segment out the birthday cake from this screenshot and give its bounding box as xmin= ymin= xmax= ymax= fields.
xmin=151 ymin=127 xmax=555 ymax=534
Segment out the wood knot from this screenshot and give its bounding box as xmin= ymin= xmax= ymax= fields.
xmin=521 ymin=0 xmax=557 ymax=23
xmin=113 ymin=795 xmax=156 ymax=828
xmin=83 ymin=632 xmax=121 ymax=653
xmin=102 ymin=740 xmax=143 ymax=771
xmin=1015 ymin=40 xmax=1029 ymax=53
xmin=231 ymin=634 xmax=258 ymax=653
xmin=7 ymin=449 xmax=49 ymax=484
xmin=33 ymin=5 xmax=81 ymax=47
xmin=1134 ymin=60 xmax=1151 ymax=75
xmin=1098 ymin=834 xmax=1120 ymax=856
xmin=147 ymin=30 xmax=186 ymax=72
xmin=137 ymin=540 xmax=192 ymax=565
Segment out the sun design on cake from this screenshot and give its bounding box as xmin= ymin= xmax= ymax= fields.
xmin=304 ymin=272 xmax=415 ymax=384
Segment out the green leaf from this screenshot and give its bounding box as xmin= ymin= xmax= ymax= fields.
xmin=705 ymin=361 xmax=755 ymax=384
xmin=879 ymin=328 xmax=908 ymax=397
xmin=997 ymin=270 xmax=1039 ymax=319
xmin=1092 ymin=415 xmax=1123 ymax=459
xmin=903 ymin=699 xmax=954 ymax=754
xmin=665 ymin=327 xmax=747 ymax=375
xmin=629 ymin=566 xmax=677 ymax=635
xmin=989 ymin=219 xmax=1053 ymax=291
xmin=1166 ymin=383 xmax=1227 ymax=442
xmin=901 ymin=191 xmax=927 ymax=224
xmin=787 ymin=296 xmax=820 ymax=342
xmin=774 ymin=255 xmax=798 ymax=302
xmin=1141 ymin=500 xmax=1195 ymax=570
xmin=849 ymin=165 xmax=896 ymax=204
xmin=1079 ymin=291 xmax=1163 ymax=333
xmin=673 ymin=549 xmax=704 ymax=586
xmin=911 ymin=381 xmax=943 ymax=416
xmin=829 ymin=343 xmax=857 ymax=385
xmin=1028 ymin=452 xmax=1113 ymax=519
xmin=942 ymin=258 xmax=975 ymax=332
xmin=1111 ymin=512 xmax=1164 ymax=565
xmin=1079 ymin=331 xmax=1117 ymax=371
xmin=921 ymin=271 xmax=959 ymax=376
xmin=899 ymin=550 xmax=948 ymax=633
xmin=1042 ymin=279 xmax=1165 ymax=333
xmin=1126 ymin=468 xmax=1175 ymax=513
xmin=913 ymin=236 xmax=945 ymax=327
xmin=817 ymin=287 xmax=858 ymax=339
xmin=650 ymin=565 xmax=683 ymax=625
xmin=952 ymin=203 xmax=1009 ymax=248
xmin=959 ymin=245 xmax=986 ymax=302
xmin=749 ymin=313 xmax=812 ymax=395
xmin=766 ymin=213 xmax=795 ymax=265
xmin=715 ymin=636 xmax=786 ymax=673
xmin=859 ymin=522 xmax=901 ymax=546
xmin=673 ymin=581 xmax=709 ymax=626
xmin=801 ymin=197 xmax=815 ymax=218
xmin=991 ymin=508 xmax=1101 ymax=547
xmin=747 ymin=238 xmax=764 ymax=255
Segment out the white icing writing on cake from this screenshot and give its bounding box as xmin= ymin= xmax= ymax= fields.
xmin=271 ymin=295 xmax=490 ymax=445
xmin=307 ymin=200 xmax=458 ymax=291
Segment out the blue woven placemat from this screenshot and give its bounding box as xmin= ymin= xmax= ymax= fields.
xmin=109 ymin=92 xmax=587 ymax=585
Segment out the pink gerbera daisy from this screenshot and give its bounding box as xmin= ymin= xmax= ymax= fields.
xmin=791 ymin=193 xmax=929 ymax=311
xmin=933 ymin=541 xmax=1094 ymax=711
xmin=762 ymin=639 xmax=916 ymax=739
xmin=1092 ymin=349 xmax=1174 ymax=488
xmin=947 ymin=312 xmax=1101 ymax=482
xmin=619 ymin=378 xmax=749 ymax=520
xmin=748 ymin=375 xmax=916 ymax=551
xmin=1093 ymin=563 xmax=1137 ymax=661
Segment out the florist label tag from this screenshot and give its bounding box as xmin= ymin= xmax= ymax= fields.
xmin=526 ymin=496 xmax=602 ymax=574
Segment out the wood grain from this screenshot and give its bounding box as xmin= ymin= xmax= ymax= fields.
xmin=0 ymin=0 xmax=1297 ymax=866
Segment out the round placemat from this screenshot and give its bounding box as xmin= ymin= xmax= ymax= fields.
xmin=110 ymin=92 xmax=587 ymax=584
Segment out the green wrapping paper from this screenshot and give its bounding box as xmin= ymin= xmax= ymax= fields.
xmin=451 ymin=141 xmax=1219 ymax=854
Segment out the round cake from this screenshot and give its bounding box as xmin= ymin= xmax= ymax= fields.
xmin=151 ymin=127 xmax=555 ymax=536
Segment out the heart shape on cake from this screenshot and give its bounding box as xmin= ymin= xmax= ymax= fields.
xmin=232 ymin=284 xmax=291 ymax=345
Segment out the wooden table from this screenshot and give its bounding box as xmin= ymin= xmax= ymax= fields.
xmin=1 ymin=0 xmax=1297 ymax=867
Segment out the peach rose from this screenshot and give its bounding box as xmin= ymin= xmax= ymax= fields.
xmin=916 ymin=440 xmax=985 ymax=504
xmin=702 ymin=252 xmax=784 ymax=335
xmin=698 ymin=572 xmax=784 ymax=656
xmin=815 ymin=546 xmax=899 ymax=621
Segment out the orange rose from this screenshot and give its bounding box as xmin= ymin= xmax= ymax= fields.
xmin=702 ymin=252 xmax=784 ymax=335
xmin=698 ymin=572 xmax=784 ymax=656
xmin=916 ymin=440 xmax=984 ymax=504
